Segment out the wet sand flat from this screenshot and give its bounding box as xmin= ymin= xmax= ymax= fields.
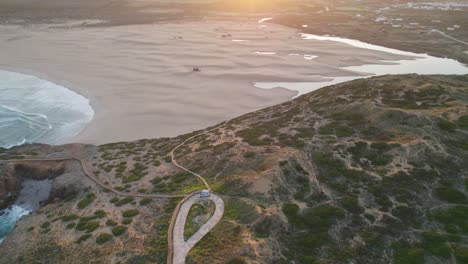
xmin=0 ymin=20 xmax=411 ymax=144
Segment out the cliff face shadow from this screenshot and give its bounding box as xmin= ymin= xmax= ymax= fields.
xmin=0 ymin=160 xmax=91 ymax=209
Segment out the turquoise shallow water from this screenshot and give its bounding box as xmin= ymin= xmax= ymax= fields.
xmin=0 ymin=179 xmax=52 ymax=243
xmin=0 ymin=70 xmax=94 ymax=148
xmin=0 ymin=205 xmax=30 ymax=243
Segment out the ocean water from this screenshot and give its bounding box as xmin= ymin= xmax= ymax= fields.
xmin=0 ymin=70 xmax=94 ymax=148
xmin=0 ymin=179 xmax=52 ymax=243
xmin=0 ymin=205 xmax=30 ymax=243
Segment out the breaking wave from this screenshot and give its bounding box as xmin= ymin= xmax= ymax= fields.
xmin=0 ymin=70 xmax=94 ymax=148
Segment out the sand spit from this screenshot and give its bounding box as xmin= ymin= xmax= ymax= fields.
xmin=0 ymin=21 xmax=412 ymax=144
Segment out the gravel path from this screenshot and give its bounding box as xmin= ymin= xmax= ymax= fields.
xmin=172 ymin=193 xmax=224 ymax=264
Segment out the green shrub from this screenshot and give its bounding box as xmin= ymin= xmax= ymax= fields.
xmin=226 ymin=257 xmax=247 ymax=264
xmin=225 ymin=199 xmax=258 ymax=224
xmin=340 ymin=196 xmax=364 ymax=214
xmin=41 ymin=222 xmax=50 ymax=229
xmin=96 ymin=233 xmax=113 ymax=245
xmin=75 ymin=234 xmax=92 ymax=244
xmin=123 ymin=175 xmax=143 ymax=183
xmin=66 ymin=223 xmax=76 ymax=229
xmin=140 ymin=198 xmax=152 ymax=206
xmin=335 ymin=125 xmax=353 ymax=137
xmin=454 ymin=247 xmax=468 ymax=263
xmin=111 ymin=226 xmax=127 ymax=237
xmin=85 ymin=221 xmax=100 ymax=233
xmin=433 ymin=206 xmax=468 ymax=233
xmin=422 ymin=232 xmax=452 ymax=259
xmin=457 ymin=115 xmax=468 ymax=128
xmin=281 ymin=203 xmax=345 ymax=259
xmin=106 ymin=220 xmax=118 ymax=226
xmin=122 ymin=209 xmax=139 ymax=218
xmin=392 ymin=245 xmax=424 ymax=264
xmin=76 ymin=220 xmax=100 ymax=233
xmin=438 ymin=120 xmax=457 ymax=132
xmin=94 ymin=210 xmax=107 ymax=218
xmin=112 ymin=197 xmax=134 ymax=206
xmin=435 ymin=187 xmax=466 ymax=203
xmin=122 ymin=219 xmax=132 ymax=225
xmin=253 ymin=217 xmax=272 ymax=238
xmin=61 ymin=214 xmax=79 ymax=222
xmin=282 ymin=203 xmax=299 ymax=222
xmin=243 ymin=151 xmax=256 ymax=159
xmin=77 ymin=193 xmax=96 ymax=209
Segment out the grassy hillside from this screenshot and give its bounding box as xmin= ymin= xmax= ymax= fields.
xmin=179 ymin=74 xmax=468 ymax=264
xmin=1 ymin=74 xmax=467 ymax=264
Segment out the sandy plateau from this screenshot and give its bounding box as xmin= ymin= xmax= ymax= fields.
xmin=0 ymin=20 xmax=411 ymax=144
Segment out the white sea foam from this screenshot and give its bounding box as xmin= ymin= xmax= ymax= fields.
xmin=258 ymin=17 xmax=273 ymax=23
xmin=0 ymin=70 xmax=94 ymax=148
xmin=254 ymin=51 xmax=276 ymax=55
xmin=0 ymin=179 xmax=52 ymax=243
xmin=0 ymin=205 xmax=30 ymax=243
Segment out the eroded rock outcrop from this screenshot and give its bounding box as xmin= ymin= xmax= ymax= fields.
xmin=0 ymin=161 xmax=66 ymax=209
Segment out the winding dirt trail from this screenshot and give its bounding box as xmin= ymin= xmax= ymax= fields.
xmin=0 ymin=158 xmax=185 ymax=198
xmin=167 ymin=122 xmax=227 ymax=264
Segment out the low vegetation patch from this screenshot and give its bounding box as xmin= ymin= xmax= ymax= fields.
xmin=122 ymin=209 xmax=139 ymax=218
xmin=75 ymin=234 xmax=92 ymax=244
xmin=111 ymin=226 xmax=127 ymax=237
xmin=96 ymin=233 xmax=113 ymax=245
xmin=77 ymin=193 xmax=96 ymax=209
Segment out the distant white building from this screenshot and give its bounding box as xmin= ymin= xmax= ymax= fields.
xmin=200 ymin=190 xmax=210 ymax=198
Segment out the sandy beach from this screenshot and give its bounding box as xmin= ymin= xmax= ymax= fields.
xmin=0 ymin=20 xmax=413 ymax=144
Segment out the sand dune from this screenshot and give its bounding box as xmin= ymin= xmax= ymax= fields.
xmin=0 ymin=21 xmax=411 ymax=144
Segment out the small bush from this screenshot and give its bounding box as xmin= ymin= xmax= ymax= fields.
xmin=96 ymin=233 xmax=113 ymax=245
xmin=392 ymin=244 xmax=424 ymax=264
xmin=438 ymin=120 xmax=457 ymax=132
xmin=226 ymin=257 xmax=247 ymax=264
xmin=106 ymin=220 xmax=118 ymax=226
xmin=122 ymin=219 xmax=132 ymax=225
xmin=422 ymin=232 xmax=452 ymax=259
xmin=84 ymin=221 xmax=100 ymax=233
xmin=94 ymin=210 xmax=107 ymax=218
xmin=112 ymin=197 xmax=134 ymax=207
xmin=41 ymin=222 xmax=50 ymax=229
xmin=75 ymin=234 xmax=92 ymax=244
xmin=457 ymin=115 xmax=468 ymax=128
xmin=61 ymin=214 xmax=79 ymax=222
xmin=140 ymin=198 xmax=152 ymax=206
xmin=122 ymin=209 xmax=139 ymax=218
xmin=76 ymin=221 xmax=100 ymax=233
xmin=455 ymin=247 xmax=468 ymax=263
xmin=77 ymin=193 xmax=96 ymax=209
xmin=243 ymin=151 xmax=256 ymax=159
xmin=111 ymin=226 xmax=127 ymax=237
xmin=435 ymin=187 xmax=466 ymax=203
